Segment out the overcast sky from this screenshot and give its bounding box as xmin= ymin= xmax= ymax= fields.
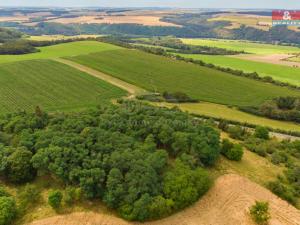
xmin=0 ymin=0 xmax=299 ymax=9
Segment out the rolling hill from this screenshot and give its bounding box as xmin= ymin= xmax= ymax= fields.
xmin=67 ymin=49 xmax=300 ymax=107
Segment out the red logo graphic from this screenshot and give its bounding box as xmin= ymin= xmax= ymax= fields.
xmin=272 ymin=10 xmax=300 ymax=21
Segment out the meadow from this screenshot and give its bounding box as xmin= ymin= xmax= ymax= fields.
xmin=156 ymin=102 xmax=300 ymax=133
xmin=176 ymin=53 xmax=300 ymax=85
xmin=67 ymin=49 xmax=300 ymax=107
xmin=0 ymin=60 xmax=126 ymax=113
xmin=0 ymin=41 xmax=122 ymax=64
xmin=181 ymin=38 xmax=300 ymax=54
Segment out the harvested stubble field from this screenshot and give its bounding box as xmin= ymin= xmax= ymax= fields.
xmin=67 ymin=49 xmax=300 ymax=107
xmin=49 ymin=15 xmax=179 ymax=27
xmin=0 ymin=60 xmax=126 ymax=113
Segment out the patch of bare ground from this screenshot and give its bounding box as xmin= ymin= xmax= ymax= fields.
xmin=28 ymin=174 xmax=300 ymax=225
xmin=232 ymin=54 xmax=300 ymax=68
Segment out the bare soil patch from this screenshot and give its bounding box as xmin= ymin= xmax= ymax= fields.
xmin=233 ymin=54 xmax=300 ymax=68
xmin=28 ymin=174 xmax=300 ymax=225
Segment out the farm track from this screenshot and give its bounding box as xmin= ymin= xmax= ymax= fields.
xmin=28 ymin=174 xmax=300 ymax=225
xmin=54 ymin=58 xmax=146 ymax=97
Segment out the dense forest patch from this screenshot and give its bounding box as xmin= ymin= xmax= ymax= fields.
xmin=0 ymin=101 xmax=220 ymax=222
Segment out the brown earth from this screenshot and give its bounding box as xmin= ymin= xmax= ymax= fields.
xmin=28 ymin=174 xmax=300 ymax=225
xmin=233 ymin=54 xmax=300 ymax=68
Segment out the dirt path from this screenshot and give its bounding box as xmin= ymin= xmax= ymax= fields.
xmin=232 ymin=54 xmax=300 ymax=68
xmin=54 ymin=58 xmax=146 ymax=97
xmin=28 ymin=174 xmax=300 ymax=225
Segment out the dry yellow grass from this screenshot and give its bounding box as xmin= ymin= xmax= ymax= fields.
xmin=28 ymin=174 xmax=300 ymax=225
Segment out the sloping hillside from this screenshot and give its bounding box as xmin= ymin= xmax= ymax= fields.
xmin=29 ymin=174 xmax=300 ymax=225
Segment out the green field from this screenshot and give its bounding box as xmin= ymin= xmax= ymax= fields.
xmin=181 ymin=38 xmax=300 ymax=54
xmin=156 ymin=102 xmax=300 ymax=133
xmin=0 ymin=41 xmax=121 ymax=64
xmin=67 ymin=49 xmax=300 ymax=107
xmin=176 ymin=53 xmax=300 ymax=85
xmin=0 ymin=60 xmax=126 ymax=113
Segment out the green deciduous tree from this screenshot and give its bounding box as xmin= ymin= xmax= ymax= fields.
xmin=6 ymin=147 xmax=35 ymax=183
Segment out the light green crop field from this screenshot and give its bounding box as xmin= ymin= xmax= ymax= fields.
xmin=181 ymin=38 xmax=300 ymax=54
xmin=177 ymin=53 xmax=300 ymax=86
xmin=67 ymin=49 xmax=300 ymax=107
xmin=0 ymin=60 xmax=126 ymax=113
xmin=0 ymin=41 xmax=122 ymax=64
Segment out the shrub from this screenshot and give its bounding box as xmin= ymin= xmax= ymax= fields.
xmin=226 ymin=144 xmax=244 ymax=161
xmin=250 ymin=201 xmax=270 ymax=225
xmin=17 ymin=184 xmax=41 ymax=213
xmin=227 ymin=126 xmax=246 ymax=140
xmin=221 ymin=139 xmax=234 ymax=154
xmin=64 ymin=187 xmax=81 ymax=206
xmin=221 ymin=139 xmax=243 ymax=161
xmin=271 ymin=152 xmax=288 ymax=165
xmin=48 ymin=190 xmax=63 ymax=210
xmin=0 ymin=196 xmax=17 ymax=225
xmin=254 ymin=126 xmax=269 ymax=140
xmin=0 ymin=187 xmax=10 ymax=198
xmin=218 ymin=120 xmax=229 ymax=131
xmin=148 ymin=196 xmax=174 ymax=219
xmin=267 ymin=181 xmax=297 ymax=205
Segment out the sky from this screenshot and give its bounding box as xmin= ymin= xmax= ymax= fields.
xmin=0 ymin=0 xmax=299 ymax=9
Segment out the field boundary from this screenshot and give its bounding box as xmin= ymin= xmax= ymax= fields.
xmin=54 ymin=58 xmax=146 ymax=97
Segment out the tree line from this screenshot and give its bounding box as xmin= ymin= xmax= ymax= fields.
xmin=240 ymin=96 xmax=300 ymax=123
xmin=134 ymin=37 xmax=246 ymax=55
